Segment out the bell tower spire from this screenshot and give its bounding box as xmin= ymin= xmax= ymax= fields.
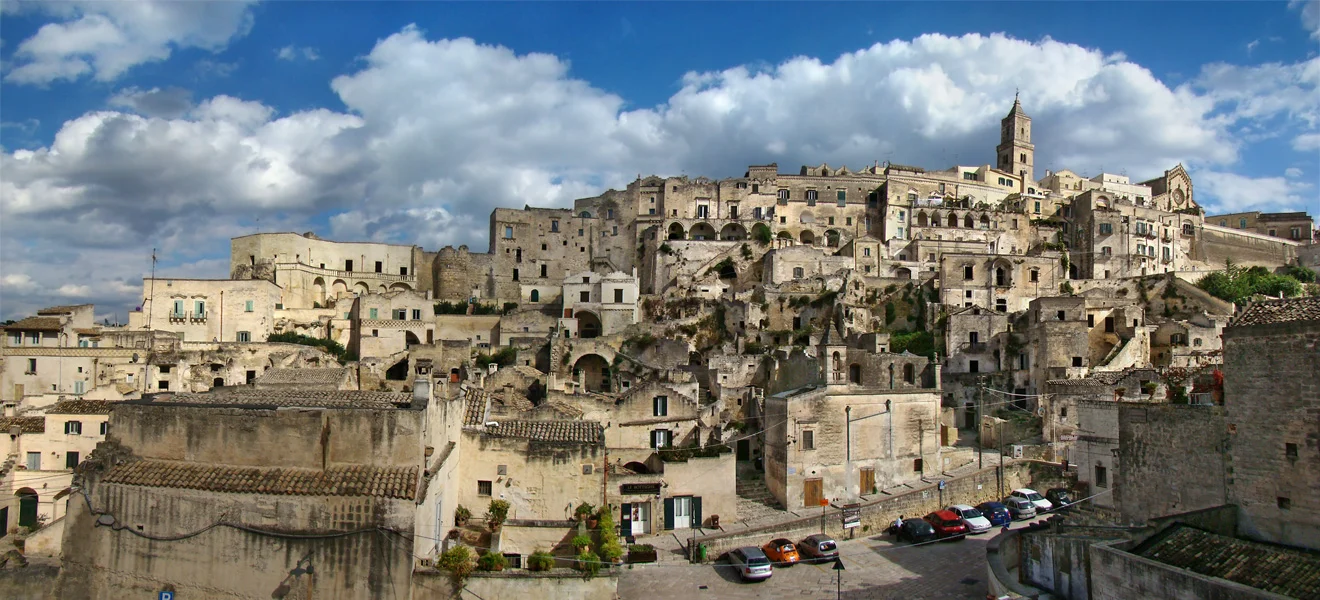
xmin=996 ymin=94 xmax=1034 ymax=184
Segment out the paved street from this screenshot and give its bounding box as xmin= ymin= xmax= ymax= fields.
xmin=618 ymin=520 xmax=1030 ymax=599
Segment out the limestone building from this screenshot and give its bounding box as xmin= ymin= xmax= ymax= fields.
xmin=230 ymin=231 xmax=422 ymax=308
xmin=130 ymin=277 xmax=283 ymax=343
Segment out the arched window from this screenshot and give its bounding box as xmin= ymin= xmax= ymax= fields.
xmin=964 ymin=214 xmax=974 ymax=228
xmin=832 ymin=351 xmax=842 ymax=371
xmin=530 ymin=289 xmax=540 ymax=302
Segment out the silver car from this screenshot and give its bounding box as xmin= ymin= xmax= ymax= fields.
xmin=726 ymin=546 xmax=774 ymax=581
xmin=1005 ymin=496 xmax=1037 ymax=520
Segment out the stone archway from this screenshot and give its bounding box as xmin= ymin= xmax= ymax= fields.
xmin=573 ymin=354 xmax=611 ymax=393
xmin=575 ymin=310 xmax=602 ymax=339
xmin=690 ymin=222 xmax=717 ymax=241
xmin=668 ymin=222 xmax=686 ymax=240
xmin=800 ymin=230 xmax=816 ymax=245
xmin=331 ymin=279 xmax=349 ymax=298
xmin=313 ymin=277 xmax=326 ymax=305
xmin=720 ymin=223 xmax=747 ymax=241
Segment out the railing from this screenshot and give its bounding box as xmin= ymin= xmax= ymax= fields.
xmin=959 ymin=342 xmax=988 ymax=353
xmin=190 ymin=311 xmax=208 ymax=323
xmin=274 ymin=262 xmax=417 ymax=283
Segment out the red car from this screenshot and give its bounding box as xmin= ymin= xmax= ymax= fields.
xmin=924 ymin=510 xmax=969 ymax=541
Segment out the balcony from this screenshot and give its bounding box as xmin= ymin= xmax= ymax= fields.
xmin=169 ymin=312 xmax=186 ymax=323
xmin=959 ymin=341 xmax=989 ymax=353
xmin=189 ymin=311 xmax=208 ymax=323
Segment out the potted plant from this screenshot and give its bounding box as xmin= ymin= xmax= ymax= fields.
xmin=454 ymin=505 xmax=472 ymax=526
xmin=487 ymin=499 xmax=510 ymax=529
xmin=477 ymin=551 xmax=507 ymax=572
xmin=574 ymin=502 xmax=595 ymax=525
xmin=600 ymin=539 xmax=624 ymax=565
xmin=571 ymin=534 xmax=593 ymax=554
xmin=437 ymin=546 xmax=474 ymax=587
xmin=627 ymin=544 xmax=657 ymax=564
xmin=575 ymin=549 xmax=601 ymax=578
xmin=527 ymin=550 xmax=555 ymax=572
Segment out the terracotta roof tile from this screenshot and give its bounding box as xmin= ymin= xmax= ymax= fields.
xmin=254 ymin=367 xmax=349 ymax=386
xmin=1232 ymin=297 xmax=1320 ymax=327
xmin=1 ymin=317 xmax=62 ymax=331
xmin=37 ymin=305 xmax=90 ymax=315
xmin=1137 ymin=525 xmax=1320 ymax=598
xmin=0 ymin=416 xmax=45 ymax=433
xmin=481 ymin=420 xmax=603 ymax=444
xmin=104 ymin=460 xmax=418 ymax=500
xmin=151 ymin=388 xmax=411 ymax=410
xmin=463 ymin=387 xmax=490 ymax=426
xmin=46 ymin=399 xmax=117 ymax=415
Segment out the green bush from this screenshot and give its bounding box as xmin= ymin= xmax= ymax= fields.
xmin=477 ymin=551 xmax=507 ymax=571
xmin=658 ymin=243 xmax=674 ymax=255
xmin=741 ymin=243 xmax=754 ymax=260
xmin=890 ymin=330 xmax=936 ymax=359
xmin=1197 ymin=260 xmax=1306 ymax=304
xmin=266 ymin=332 xmax=355 ymax=363
xmin=454 ymin=505 xmax=471 ymax=523
xmin=752 ymin=224 xmax=772 ymax=245
xmin=1282 ymin=264 xmax=1317 ymax=283
xmin=437 ymin=546 xmax=474 ymax=583
xmin=527 ymin=551 xmax=555 ymax=572
xmin=571 ymin=534 xmax=594 ymax=549
xmin=576 ymin=550 xmax=601 ymax=577
xmin=487 ymin=499 xmax=511 ymax=527
xmin=475 ymin=346 xmax=517 ymax=370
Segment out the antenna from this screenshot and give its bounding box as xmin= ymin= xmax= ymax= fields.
xmin=145 ymin=248 xmax=157 ymax=330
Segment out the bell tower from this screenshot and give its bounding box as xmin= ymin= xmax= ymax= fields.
xmin=996 ymin=92 xmax=1035 ymax=184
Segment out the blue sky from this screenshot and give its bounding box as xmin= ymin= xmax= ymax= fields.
xmin=1 ymin=1 xmax=1318 ymax=320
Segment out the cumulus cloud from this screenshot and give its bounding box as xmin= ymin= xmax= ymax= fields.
xmin=3 ymin=27 xmax=1319 ymax=318
xmin=4 ymin=0 xmax=256 ymax=85
xmin=1196 ymin=170 xmax=1314 ymax=213
xmin=276 ymin=45 xmax=320 ymax=61
xmin=1286 ymin=167 xmax=1304 ymax=178
xmin=1293 ymin=0 xmax=1320 ymax=41
xmin=108 ymin=86 xmax=193 ymax=119
xmin=1294 ymin=132 xmax=1320 ymax=151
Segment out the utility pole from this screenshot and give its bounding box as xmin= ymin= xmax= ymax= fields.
xmin=977 ymin=376 xmax=985 ymax=470
xmin=999 ymin=420 xmax=1007 ymax=499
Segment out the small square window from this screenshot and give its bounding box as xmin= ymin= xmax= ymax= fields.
xmin=1286 ymin=443 xmax=1298 ymax=459
xmin=478 ymin=480 xmax=493 ymax=496
xmin=497 ymin=465 xmax=508 ymax=476
xmin=802 ymin=430 xmax=814 ymax=450
xmin=1278 ymin=497 xmax=1292 ymax=510
xmin=1072 ymin=356 xmax=1083 ymax=367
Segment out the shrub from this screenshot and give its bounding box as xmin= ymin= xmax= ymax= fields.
xmin=741 ymin=243 xmax=753 ymax=260
xmin=437 ymin=546 xmax=474 ymax=584
xmin=575 ymin=550 xmax=601 ymax=577
xmin=454 ymin=505 xmax=471 ymax=524
xmin=477 ymin=551 xmax=507 ymax=571
xmin=527 ymin=551 xmax=555 ymax=572
xmin=487 ymin=499 xmax=511 ymax=527
xmin=752 ymin=224 xmax=772 ymax=245
xmin=474 ymin=346 xmax=518 ymax=370
xmin=574 ymin=502 xmax=595 ymax=520
xmin=658 ymin=243 xmax=674 ymax=255
xmin=571 ymin=534 xmax=594 ymax=550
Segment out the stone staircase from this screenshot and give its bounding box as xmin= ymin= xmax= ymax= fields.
xmin=734 ymin=466 xmax=789 ymax=528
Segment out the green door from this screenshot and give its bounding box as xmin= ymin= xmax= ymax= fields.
xmin=17 ymin=490 xmax=38 ymax=528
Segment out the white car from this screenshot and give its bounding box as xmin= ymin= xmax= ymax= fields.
xmin=947 ymin=504 xmax=993 ymax=534
xmin=1010 ymin=488 xmax=1054 ymax=513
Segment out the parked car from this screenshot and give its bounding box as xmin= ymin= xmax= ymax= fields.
xmin=1010 ymin=488 xmax=1054 ymax=513
xmin=762 ymin=538 xmax=800 ymax=565
xmin=1004 ymin=497 xmax=1037 ymax=521
xmin=1046 ymin=488 xmax=1076 ymax=511
xmin=897 ymin=518 xmax=937 ymax=544
xmin=924 ymin=510 xmax=969 ymax=540
xmin=797 ymin=534 xmax=839 ymax=563
xmin=977 ymin=501 xmax=1013 ymax=527
xmin=726 ymin=547 xmax=774 ymax=581
xmin=946 ymin=504 xmax=993 ymax=534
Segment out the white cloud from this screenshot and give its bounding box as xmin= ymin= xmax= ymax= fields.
xmin=3 ymin=27 xmax=1319 ymax=318
xmin=1196 ymin=170 xmax=1314 ymax=213
xmin=108 ymin=86 xmax=193 ymax=119
xmin=276 ymin=45 xmax=320 ymax=61
xmin=4 ymin=0 xmax=256 ymax=85
xmin=1294 ymin=132 xmax=1320 ymax=151
xmin=1293 ymin=0 xmax=1320 ymax=41
xmin=1286 ymin=167 xmax=1304 ymax=178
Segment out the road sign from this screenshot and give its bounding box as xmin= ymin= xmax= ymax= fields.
xmin=832 ymin=557 xmax=846 ymax=571
xmin=819 ymin=498 xmax=829 ymax=507
xmin=938 ymin=480 xmax=946 ymax=490
xmin=159 ymin=592 xmax=174 ymax=600
xmin=841 ymin=504 xmax=861 ymax=529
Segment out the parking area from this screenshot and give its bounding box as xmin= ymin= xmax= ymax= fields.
xmin=617 ymin=520 xmax=1033 ymax=600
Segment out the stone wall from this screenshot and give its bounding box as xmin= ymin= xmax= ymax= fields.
xmin=1116 ymin=403 xmax=1227 ymax=524
xmin=1089 ymin=541 xmax=1285 ymax=600
xmin=0 ymin=560 xmax=59 ymax=600
xmin=1021 ymin=527 xmax=1106 ymax=600
xmin=411 ymin=566 xmax=619 ymax=599
xmin=1223 ymin=320 xmax=1320 ymax=549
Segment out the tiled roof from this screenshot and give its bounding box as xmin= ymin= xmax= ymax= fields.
xmin=37 ymin=305 xmax=90 ymax=315
xmin=481 ymin=419 xmax=603 ymax=444
xmin=1047 ymin=368 xmax=1159 ymax=387
xmin=46 ymin=399 xmax=117 ymax=414
xmin=104 ymin=460 xmax=417 ymax=499
xmin=255 ymin=367 xmax=349 ymax=386
xmin=0 ymin=417 xmax=45 ymax=433
xmin=1232 ymin=297 xmax=1320 ymax=327
xmin=150 ymin=388 xmax=411 ymax=410
xmin=1 ymin=316 xmax=62 ymax=331
xmin=463 ymin=387 xmax=490 ymax=426
xmin=1136 ymin=525 xmax=1320 ymax=598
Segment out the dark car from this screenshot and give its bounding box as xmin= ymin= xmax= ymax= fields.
xmin=1046 ymin=488 xmax=1075 ymax=511
xmin=924 ymin=510 xmax=969 ymax=540
xmin=897 ymin=518 xmax=937 ymax=544
xmin=798 ymin=534 xmax=839 ymax=563
xmin=977 ymin=501 xmax=1013 ymax=527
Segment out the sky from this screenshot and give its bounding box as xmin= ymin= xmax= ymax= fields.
xmin=1 ymin=0 xmax=1318 ymax=322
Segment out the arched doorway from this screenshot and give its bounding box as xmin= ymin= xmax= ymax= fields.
xmin=353 ymin=281 xmax=370 ymax=296
xmin=213 ymin=377 xmax=224 ymax=387
xmin=916 ymin=212 xmax=929 ymax=227
xmin=313 ymin=277 xmax=326 ymax=305
xmin=389 ymin=282 xmax=411 ymax=292
xmin=668 ymin=223 xmax=686 ymax=240
xmin=624 ymin=461 xmax=651 ymax=474
xmin=530 ymin=289 xmax=540 ymax=303
xmin=932 ymin=213 xmax=943 ymax=227
xmin=405 ymin=331 xmax=421 ymax=346
xmin=777 ymin=231 xmax=793 ymax=241
xmin=331 ymin=279 xmax=349 ymax=298
xmin=720 ymin=223 xmax=747 ymax=240
xmin=800 ymin=230 xmax=816 ymax=245
xmin=895 ymin=267 xmax=913 ymax=279
xmin=980 ymin=214 xmax=990 ymax=229
xmin=690 ymin=222 xmax=717 ymax=240
xmin=573 ymin=354 xmax=610 ymax=393
xmin=751 ymin=223 xmax=771 ymax=243
xmin=963 ymin=214 xmax=974 ymax=228
xmin=16 ymin=488 xmax=37 ymax=528
xmin=849 ymin=364 xmax=862 ymax=384
xmin=575 ymin=311 xmax=602 ymax=339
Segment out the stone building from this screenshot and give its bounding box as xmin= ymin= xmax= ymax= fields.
xmin=130 ymin=277 xmax=283 ymax=343
xmin=2 ymin=304 xmax=101 ymax=401
xmin=350 ymin=289 xmax=436 ymax=359
xmin=939 ymin=252 xmax=1064 ymax=313
xmin=1206 ymin=210 xmax=1314 ymax=242
xmin=1222 ymin=296 xmax=1320 ymax=549
xmin=0 ymin=399 xmax=113 ymax=536
xmin=230 ymin=231 xmax=422 ymax=308
xmin=558 ymin=270 xmax=640 ymax=339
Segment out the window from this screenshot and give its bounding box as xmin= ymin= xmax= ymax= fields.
xmin=898 ymin=210 xmax=906 ymax=222
xmin=580 ymin=291 xmax=590 ymax=303
xmin=751 ymin=184 xmax=759 ymax=194
xmin=996 ymin=299 xmax=1007 ymax=312
xmin=1220 ymin=220 xmax=1227 ymax=226
xmin=551 ymin=220 xmax=559 ymax=232
xmin=26 ymin=452 xmax=40 ymax=471
xmin=614 ymin=289 xmax=624 ymax=303
xmin=837 ymin=190 xmax=846 ymax=206
xmin=1099 ymin=223 xmax=1112 ymax=235
xmin=650 ymin=429 xmax=672 ymax=448
xmin=969 ymin=360 xmax=979 ymax=373
xmin=1095 ymin=465 xmax=1108 ymax=488
xmin=504 ymin=226 xmax=514 ymax=239
xmin=778 ymin=189 xmax=790 ymax=201
xmin=963 ymin=172 xmax=976 ymax=181
xmin=478 ymin=481 xmax=493 ymax=496
xmin=807 ymin=190 xmax=818 ymax=202
xmin=65 ymin=421 xmax=82 ymax=435
xmin=375 ymin=261 xmax=383 ymax=273
xmin=728 ymin=205 xmax=738 ymax=219
xmin=793 ymin=267 xmax=805 ymax=278
xmin=512 ymin=268 xmax=519 ymax=281
xmin=846 ymin=217 xmax=852 ymax=226
xmin=1020 ymin=152 xmax=1027 ymax=163
xmin=195 ymin=300 xmax=206 ymax=316
xmin=369 ymin=308 xmax=378 ymax=319
xmin=1072 ymin=356 xmax=1083 ymax=367
xmin=1057 ymin=310 xmax=1066 ymax=320
xmin=897 ymin=227 xmax=904 ymax=238
xmin=237 ymin=331 xmax=251 ymax=343
xmin=530 ymin=289 xmax=540 ymax=302
xmin=1034 ymin=201 xmax=1041 ymax=214
xmin=159 ymin=380 xmax=170 ymax=390
xmin=412 ymin=309 xmax=422 ymax=320
xmin=245 ymin=300 xmax=254 ymax=312
xmin=863 ymin=248 xmax=870 ymax=257
xmin=29 ymin=332 xmax=39 ymax=344
xmin=1286 ymin=443 xmax=1298 ymax=458
xmin=1182 ymin=223 xmax=1194 ymax=236
xmin=1102 ymin=246 xmax=1112 ymax=257
xmin=1279 ymin=497 xmax=1292 ymax=510
xmin=26 ymin=358 xmax=36 ymax=374
xmin=1104 ymin=317 xmax=1114 ymax=333
xmin=650 ymin=395 xmax=670 ymax=418
xmin=401 ymin=267 xmax=408 ymax=276
xmin=1030 ymin=269 xmax=1039 ymax=282
xmin=66 ymin=451 xmax=80 ymax=469
xmin=801 ymin=429 xmax=814 ymax=450
xmin=394 ymin=309 xmax=407 ymax=320
xmin=100 ymin=422 xmax=108 ymax=436
xmin=1291 ymin=227 xmax=1302 ymax=240
xmin=963 ymin=265 xmax=974 ymax=280
xmin=1088 ymin=315 xmax=1095 ymax=327
xmin=345 ymin=260 xmax=354 ymax=272
xmin=578 ymin=228 xmax=584 ymax=236
xmin=696 ymin=205 xmax=709 ymax=218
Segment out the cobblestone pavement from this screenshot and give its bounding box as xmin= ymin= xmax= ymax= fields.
xmin=618 ymin=520 xmax=1031 ymax=600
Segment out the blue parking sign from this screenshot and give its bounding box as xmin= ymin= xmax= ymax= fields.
xmin=159 ymin=592 xmax=174 ymax=600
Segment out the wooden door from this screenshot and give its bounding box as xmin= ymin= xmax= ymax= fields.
xmin=803 ymin=478 xmax=823 ymax=508
xmin=860 ymin=468 xmax=876 ymax=494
